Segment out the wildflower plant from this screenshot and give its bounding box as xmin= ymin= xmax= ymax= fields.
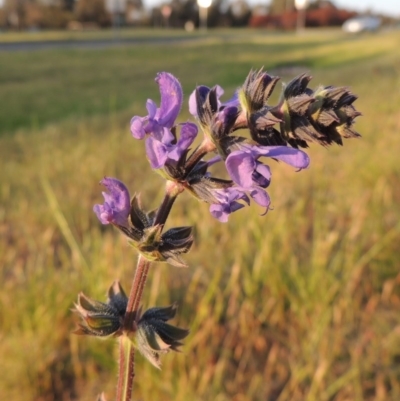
xmin=74 ymin=69 xmax=360 ymax=400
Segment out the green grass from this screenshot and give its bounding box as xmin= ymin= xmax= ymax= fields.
xmin=1 ymin=29 xmax=400 ymax=401
xmin=2 ymin=28 xmax=397 ymax=136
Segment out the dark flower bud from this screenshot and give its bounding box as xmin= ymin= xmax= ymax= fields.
xmin=308 ymin=85 xmax=361 ymax=145
xmin=239 ymin=68 xmax=280 ymax=114
xmin=284 ymin=73 xmax=313 ymax=98
xmin=268 ymin=74 xmax=362 ymax=148
xmin=73 ymin=281 xmax=128 ymax=337
xmin=134 ymin=304 xmax=189 ymax=369
xmin=192 ymin=86 xmax=239 ymax=150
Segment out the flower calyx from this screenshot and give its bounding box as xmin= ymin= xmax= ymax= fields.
xmin=129 ymin=224 xmax=194 ymax=268
xmin=72 ymin=281 xmax=128 ymax=337
xmin=133 ymin=303 xmax=189 ymax=369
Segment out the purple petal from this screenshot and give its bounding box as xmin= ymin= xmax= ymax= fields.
xmin=254 ymin=145 xmax=310 ymax=170
xmin=209 ymin=204 xmax=231 ymax=223
xmin=209 ymin=196 xmax=245 ymax=223
xmin=216 ymin=106 xmax=238 ymax=129
xmin=155 ymin=72 xmax=182 ymax=128
xmin=253 ymin=162 xmax=271 ymax=188
xmin=178 ymin=122 xmax=198 ymax=146
xmin=188 ymin=89 xmax=198 ymax=117
xmin=215 ymin=85 xmax=224 ymax=100
xmin=93 ymin=177 xmax=131 ymax=226
xmin=146 ymin=99 xmax=158 ymax=119
xmin=206 ymin=155 xmax=222 ymax=167
xmin=160 ymin=127 xmax=175 ymax=145
xmin=189 ymin=86 xmax=211 ymax=117
xmin=130 ymin=116 xmax=146 ymax=139
xmin=223 ymin=91 xmax=240 ymax=108
xmin=225 ymin=151 xmax=256 ymax=188
xmin=249 ymin=187 xmax=270 ymax=215
xmin=168 ymin=123 xmax=197 ymax=162
xmin=209 ymin=187 xmax=250 ymax=222
xmin=145 ymin=137 xmax=168 ymax=169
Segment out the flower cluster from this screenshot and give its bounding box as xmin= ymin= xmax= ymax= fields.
xmin=85 ymin=69 xmax=360 ymax=376
xmin=93 ymin=70 xmax=360 ymax=227
xmin=126 ymin=70 xmax=359 ymax=222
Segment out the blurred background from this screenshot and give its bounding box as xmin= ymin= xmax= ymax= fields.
xmin=0 ymin=0 xmax=399 ymax=31
xmin=1 ymin=1 xmax=400 ymax=400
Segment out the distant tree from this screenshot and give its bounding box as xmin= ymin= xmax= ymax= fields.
xmin=227 ymin=0 xmax=251 ymax=26
xmin=74 ymin=0 xmax=111 ymax=26
xmin=151 ymin=0 xmax=231 ymax=28
xmin=269 ymin=0 xmax=294 ymax=15
xmin=62 ymin=0 xmax=75 ymax=12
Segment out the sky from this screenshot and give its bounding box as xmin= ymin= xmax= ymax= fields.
xmin=333 ymin=0 xmax=400 ymax=16
xmin=144 ymin=0 xmax=400 ymax=17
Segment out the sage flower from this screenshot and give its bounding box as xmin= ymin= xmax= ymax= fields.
xmin=145 ymin=122 xmax=198 ymax=169
xmin=131 ymin=72 xmax=183 ymax=140
xmin=93 ymin=177 xmax=130 ymax=227
xmin=225 ymin=144 xmax=310 ymax=188
xmin=209 ymin=187 xmax=250 ymax=223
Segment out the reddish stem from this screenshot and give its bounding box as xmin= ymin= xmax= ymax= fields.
xmin=115 ymin=181 xmax=183 ymax=401
xmin=123 ymin=256 xmax=151 ymax=332
xmin=115 ymin=339 xmax=126 ymax=401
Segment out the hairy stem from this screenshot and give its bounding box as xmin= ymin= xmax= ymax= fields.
xmin=116 ymin=182 xmax=183 ymax=401
xmin=115 ymin=256 xmax=150 ymax=401
xmin=116 ymin=336 xmax=135 ymax=401
xmin=124 ymin=256 xmax=151 ymax=332
xmin=115 ymin=339 xmax=126 ymax=401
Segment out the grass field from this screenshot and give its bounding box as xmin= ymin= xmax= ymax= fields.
xmin=1 ymin=28 xmax=400 ymax=401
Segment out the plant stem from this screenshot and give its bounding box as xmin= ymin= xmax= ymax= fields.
xmin=154 ymin=181 xmax=180 ymax=226
xmin=115 ymin=182 xmax=183 ymax=401
xmin=124 ymin=256 xmax=151 ymax=332
xmin=116 ymin=336 xmax=135 ymax=401
xmin=115 ymin=339 xmax=126 ymax=401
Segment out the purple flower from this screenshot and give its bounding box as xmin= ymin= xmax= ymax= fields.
xmin=247 ymin=187 xmax=271 ymax=213
xmin=225 ymin=145 xmax=310 ymax=189
xmin=209 ymin=187 xmax=250 ymax=223
xmin=93 ymin=177 xmax=131 ymax=227
xmin=145 ymin=122 xmax=198 ymax=169
xmin=131 ymin=72 xmax=183 ymax=140
xmin=224 ymin=144 xmax=309 ymax=212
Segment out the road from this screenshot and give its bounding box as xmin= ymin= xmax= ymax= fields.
xmin=0 ymin=35 xmax=201 ymax=52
